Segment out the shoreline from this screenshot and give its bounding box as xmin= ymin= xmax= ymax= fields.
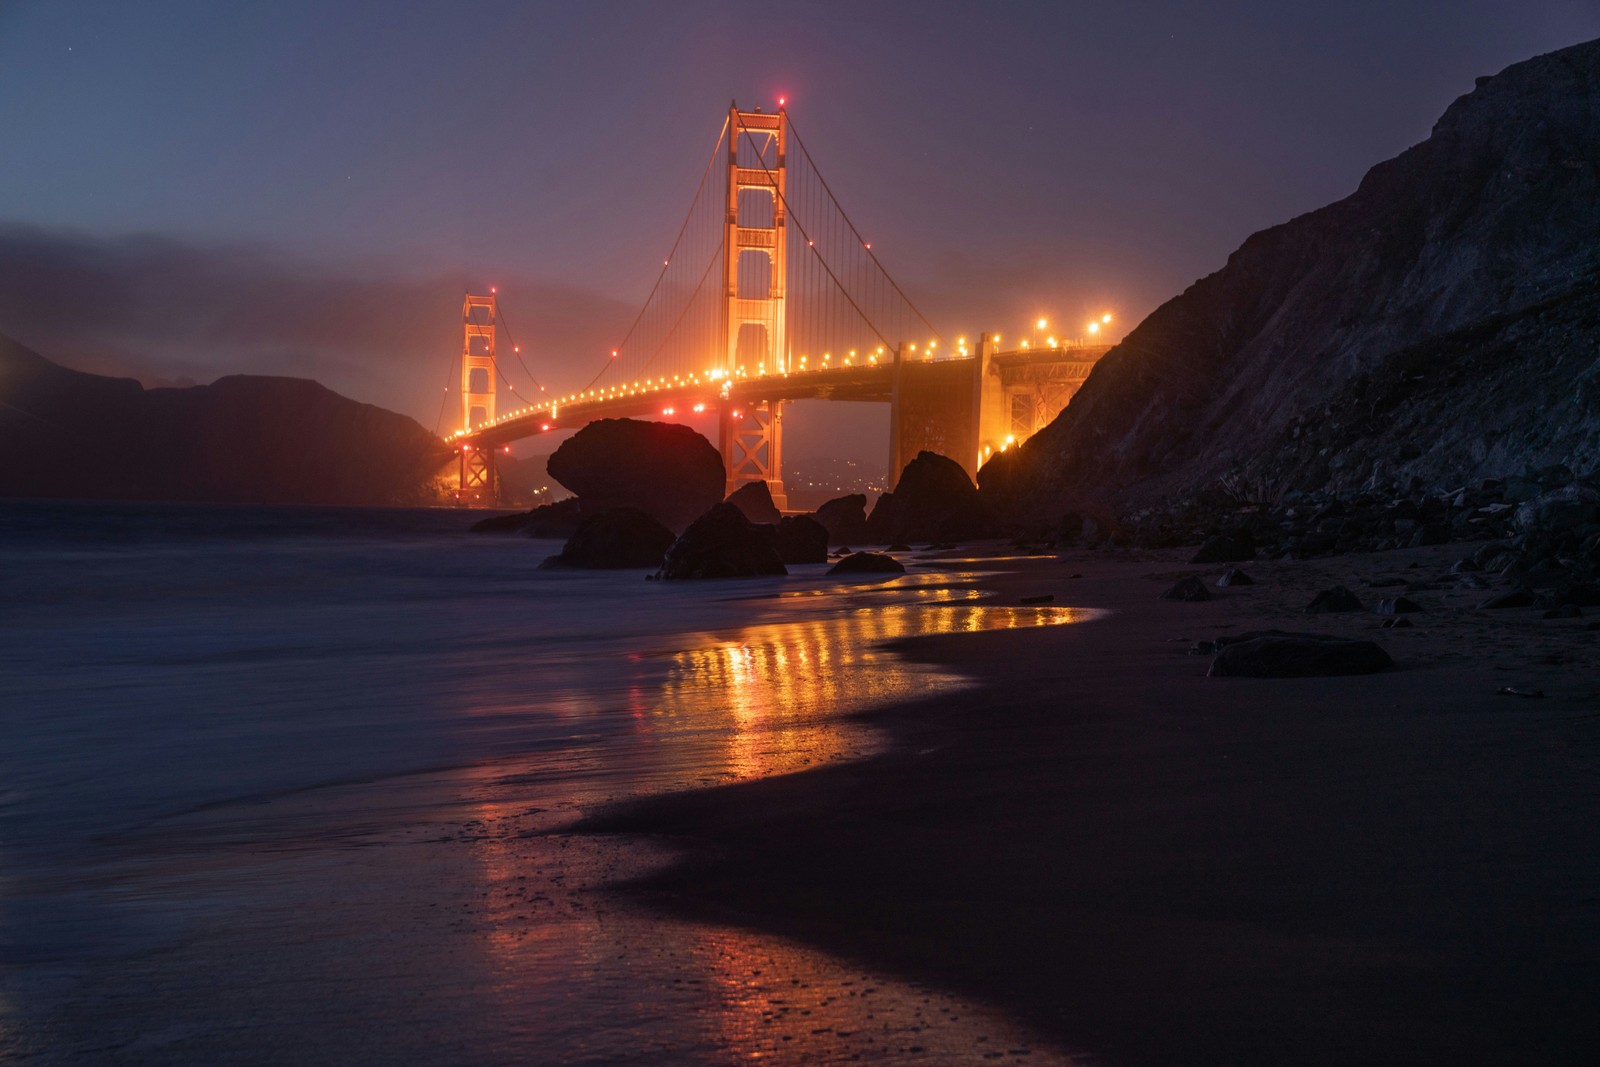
xmin=584 ymin=543 xmax=1600 ymax=1066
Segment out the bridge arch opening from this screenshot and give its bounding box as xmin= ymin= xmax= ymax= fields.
xmin=736 ymin=249 xmax=773 ymax=300
xmin=734 ymin=322 xmax=771 ymax=370
xmin=468 ymin=367 xmax=490 ymax=395
xmin=737 ymin=187 xmax=774 ymax=228
xmin=468 ymin=405 xmax=488 ymax=428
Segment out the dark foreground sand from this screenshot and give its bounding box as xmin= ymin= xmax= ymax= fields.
xmin=585 ymin=544 xmax=1600 ymax=1066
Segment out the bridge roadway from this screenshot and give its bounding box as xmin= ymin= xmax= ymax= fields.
xmin=451 ymin=345 xmax=1107 ymax=452
xmin=452 ymin=360 xmax=901 ymax=451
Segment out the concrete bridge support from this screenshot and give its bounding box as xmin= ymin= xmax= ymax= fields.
xmin=719 ymin=399 xmax=787 ymax=510
xmin=889 ymin=342 xmax=985 ymax=487
xmin=458 ymin=445 xmax=497 ymax=504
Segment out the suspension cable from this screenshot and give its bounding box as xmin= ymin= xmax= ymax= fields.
xmin=631 ymin=241 xmax=722 ymax=379
xmin=580 ymin=116 xmax=730 ymax=393
xmin=786 ymin=115 xmax=945 ymax=347
xmin=734 ymin=116 xmax=899 ymax=354
xmin=494 ymin=304 xmax=547 ymax=396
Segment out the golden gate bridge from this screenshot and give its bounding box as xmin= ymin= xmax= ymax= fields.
xmin=443 ymin=103 xmax=1110 ymax=506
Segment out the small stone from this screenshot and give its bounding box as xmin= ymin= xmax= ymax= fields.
xmin=1477 ymin=589 xmax=1535 ymax=609
xmin=1208 ymin=635 xmax=1392 ymax=677
xmin=1374 ymin=596 xmax=1423 ymax=615
xmin=1306 ymin=585 xmax=1364 ymax=613
xmin=1189 ymin=535 xmax=1255 ymax=564
xmin=1161 ymin=576 xmax=1212 ymax=602
xmin=827 ymin=551 xmax=906 ymax=575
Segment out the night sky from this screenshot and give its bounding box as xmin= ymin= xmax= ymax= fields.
xmin=2 ymin=1 xmax=1596 ymax=462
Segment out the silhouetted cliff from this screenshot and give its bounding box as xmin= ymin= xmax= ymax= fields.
xmin=0 ymin=333 xmax=451 ymax=505
xmin=995 ymin=38 xmax=1600 ymax=522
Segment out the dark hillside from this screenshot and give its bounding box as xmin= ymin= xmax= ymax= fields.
xmin=0 ymin=333 xmax=450 ymax=505
xmin=998 ymin=38 xmax=1600 ymax=521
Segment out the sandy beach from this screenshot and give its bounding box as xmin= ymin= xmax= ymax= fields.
xmin=587 ymin=543 xmax=1600 ymax=1066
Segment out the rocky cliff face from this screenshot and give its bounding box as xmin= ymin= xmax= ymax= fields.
xmin=0 ymin=333 xmax=451 ymax=505
xmin=998 ymin=38 xmax=1600 ymax=523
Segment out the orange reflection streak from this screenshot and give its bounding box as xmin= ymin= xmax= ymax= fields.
xmin=653 ymin=600 xmax=1090 ymax=783
xmin=454 ymin=587 xmax=1095 ymax=1058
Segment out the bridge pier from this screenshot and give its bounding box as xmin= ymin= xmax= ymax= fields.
xmin=719 ymin=399 xmax=788 ymax=510
xmin=888 ymin=342 xmax=984 ymax=487
xmin=457 ymin=445 xmax=497 ymax=505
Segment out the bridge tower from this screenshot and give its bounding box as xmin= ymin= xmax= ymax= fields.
xmin=720 ymin=104 xmax=789 ymax=509
xmin=459 ymin=292 xmax=498 ymax=501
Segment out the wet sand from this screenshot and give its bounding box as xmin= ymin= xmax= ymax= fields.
xmin=589 ymin=544 xmax=1600 ymax=1066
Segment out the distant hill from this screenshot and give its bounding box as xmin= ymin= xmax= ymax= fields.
xmin=994 ymin=38 xmax=1600 ymax=522
xmin=0 ymin=333 xmax=452 ymax=505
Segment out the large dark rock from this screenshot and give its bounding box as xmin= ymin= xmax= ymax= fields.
xmin=1306 ymin=586 xmax=1365 ymax=613
xmin=991 ymin=41 xmax=1600 ymax=520
xmin=470 ymin=510 xmax=536 ymax=534
xmin=468 ymin=496 xmax=581 ymax=537
xmin=657 ymin=503 xmax=787 ymax=580
xmin=1208 ymin=633 xmax=1393 ymax=677
xmin=1161 ymin=576 xmax=1212 ymax=601
xmin=546 ymin=419 xmax=724 ymax=533
xmin=1478 ymin=589 xmax=1536 ymax=609
xmin=1515 ymin=485 xmax=1600 ymax=534
xmin=725 ymin=480 xmax=782 ymax=524
xmin=828 ymin=551 xmax=905 ymax=575
xmin=1189 ymin=535 xmax=1255 ymax=564
xmin=541 ymin=507 xmax=674 ymax=569
xmin=0 ymin=333 xmax=450 ymax=505
xmin=774 ymin=515 xmax=829 ymax=564
xmin=812 ymin=494 xmax=871 ymax=545
xmin=866 ymin=451 xmax=996 ymax=544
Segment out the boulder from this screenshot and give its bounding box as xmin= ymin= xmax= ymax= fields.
xmin=812 ymin=494 xmax=871 ymax=545
xmin=469 ymin=510 xmax=536 ymax=534
xmin=657 ymin=503 xmax=786 ymax=580
xmin=1208 ymin=634 xmax=1393 ymax=677
xmin=540 ymin=507 xmax=675 ymax=569
xmin=725 ymin=480 xmax=782 ymax=524
xmin=828 ymin=551 xmax=905 ymax=575
xmin=521 ymin=497 xmax=584 ymax=539
xmin=1374 ymin=596 xmax=1424 ymax=615
xmin=866 ymin=452 xmax=996 ymax=544
xmin=774 ymin=515 xmax=829 ymax=564
xmin=1216 ymin=568 xmax=1255 ymax=587
xmin=467 ymin=497 xmax=582 ymax=537
xmin=1514 ymin=485 xmax=1600 ymax=534
xmin=1189 ymin=535 xmax=1255 ymax=564
xmin=1478 ymin=589 xmax=1535 ymax=609
xmin=1306 ymin=585 xmax=1364 ymax=613
xmin=546 ymin=418 xmax=725 ymax=532
xmin=1161 ymin=576 xmax=1211 ymax=602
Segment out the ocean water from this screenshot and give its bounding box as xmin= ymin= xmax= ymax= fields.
xmin=0 ymin=501 xmax=1089 ymax=1065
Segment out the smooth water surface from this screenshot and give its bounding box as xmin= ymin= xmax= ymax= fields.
xmin=0 ymin=502 xmax=1090 ymax=1064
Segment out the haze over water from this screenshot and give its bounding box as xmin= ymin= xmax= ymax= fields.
xmin=0 ymin=503 xmax=1088 ymax=1063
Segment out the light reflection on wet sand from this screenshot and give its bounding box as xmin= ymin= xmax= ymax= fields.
xmin=13 ymin=573 xmax=1093 ymax=1065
